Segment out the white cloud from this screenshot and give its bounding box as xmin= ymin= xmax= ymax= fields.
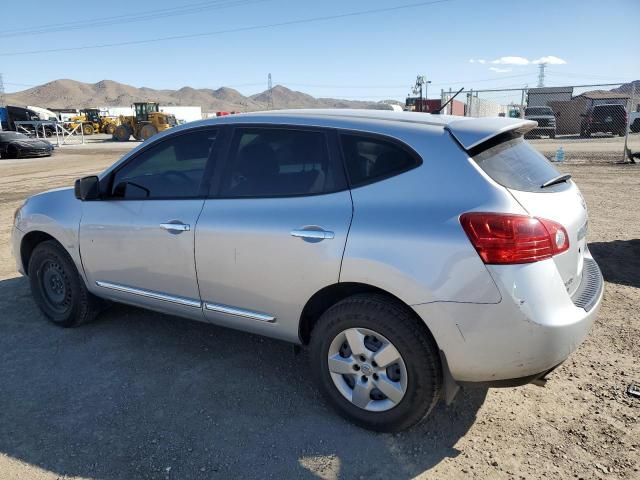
xmin=491 ymin=56 xmax=530 ymax=65
xmin=469 ymin=58 xmax=486 ymax=64
xmin=489 ymin=67 xmax=512 ymax=73
xmin=533 ymin=55 xmax=567 ymax=65
xmin=477 ymin=59 xmax=486 ymax=64
xmin=469 ymin=59 xmax=475 ymax=63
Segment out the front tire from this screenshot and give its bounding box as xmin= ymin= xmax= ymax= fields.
xmin=28 ymin=240 xmax=101 ymax=327
xmin=310 ymin=294 xmax=442 ymax=432
xmin=113 ymin=125 xmax=131 ymax=141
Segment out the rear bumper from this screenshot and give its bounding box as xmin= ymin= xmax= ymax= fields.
xmin=413 ymin=251 xmax=603 ymax=383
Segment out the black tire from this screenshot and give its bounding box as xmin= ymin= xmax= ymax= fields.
xmin=631 ymin=120 xmax=640 ymax=134
xmin=113 ymin=125 xmax=131 ymax=142
xmin=550 ymin=132 xmax=556 ymax=139
xmin=309 ymin=293 xmax=442 ymax=432
xmin=28 ymin=240 xmax=101 ymax=327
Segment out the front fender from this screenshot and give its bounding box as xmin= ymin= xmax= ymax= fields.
xmin=15 ymin=187 xmax=84 ymax=281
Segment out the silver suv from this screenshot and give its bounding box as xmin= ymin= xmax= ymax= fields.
xmin=11 ymin=110 xmax=603 ymax=432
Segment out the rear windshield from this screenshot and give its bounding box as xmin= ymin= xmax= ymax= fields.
xmin=472 ymin=137 xmax=568 ymax=193
xmin=525 ymin=107 xmax=553 ymax=116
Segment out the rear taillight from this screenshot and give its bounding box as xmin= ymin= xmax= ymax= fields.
xmin=460 ymin=213 xmax=569 ymax=264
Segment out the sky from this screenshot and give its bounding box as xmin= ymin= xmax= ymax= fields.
xmin=1 ymin=0 xmax=639 ymax=101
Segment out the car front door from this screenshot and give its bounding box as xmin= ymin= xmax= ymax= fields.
xmin=195 ymin=125 xmax=353 ymax=342
xmin=80 ymin=128 xmax=219 ymax=319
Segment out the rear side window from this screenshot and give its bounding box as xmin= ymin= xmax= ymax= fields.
xmin=473 ymin=137 xmax=566 ymax=193
xmin=219 ymin=127 xmax=344 ymax=197
xmin=340 ymin=134 xmax=420 ymax=187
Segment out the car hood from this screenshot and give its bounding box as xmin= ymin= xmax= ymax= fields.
xmin=30 ymin=186 xmax=73 ymax=200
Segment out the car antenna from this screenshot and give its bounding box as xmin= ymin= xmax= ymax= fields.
xmin=431 ymin=87 xmax=465 ymax=114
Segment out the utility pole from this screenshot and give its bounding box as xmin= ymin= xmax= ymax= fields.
xmin=0 ymin=73 xmax=5 ymax=107
xmin=267 ymin=73 xmax=274 ymax=110
xmin=537 ymin=63 xmax=547 ymax=88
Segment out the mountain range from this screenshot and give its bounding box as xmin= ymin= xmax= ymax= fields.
xmin=3 ymin=79 xmax=396 ymax=112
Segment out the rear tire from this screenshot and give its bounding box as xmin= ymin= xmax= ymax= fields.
xmin=104 ymin=123 xmax=116 ymax=135
xmin=28 ymin=240 xmax=101 ymax=327
xmin=310 ymin=293 xmax=442 ymax=432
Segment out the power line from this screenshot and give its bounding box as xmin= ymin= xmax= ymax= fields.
xmin=0 ymin=0 xmax=453 ymax=56
xmin=0 ymin=0 xmax=270 ymax=38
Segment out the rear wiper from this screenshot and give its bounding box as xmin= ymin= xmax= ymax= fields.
xmin=540 ymin=174 xmax=572 ymax=189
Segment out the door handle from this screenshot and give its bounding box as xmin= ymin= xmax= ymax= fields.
xmin=160 ymin=222 xmax=190 ymax=233
xmin=290 ymin=229 xmax=335 ymax=240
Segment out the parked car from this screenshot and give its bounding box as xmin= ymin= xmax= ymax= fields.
xmin=0 ymin=131 xmax=53 ymax=158
xmin=12 ymin=110 xmax=603 ymax=432
xmin=524 ymin=106 xmax=557 ymax=138
xmin=629 ymin=111 xmax=640 ymax=133
xmin=581 ymin=104 xmax=627 ymax=137
xmin=2 ymin=106 xmax=57 ymax=137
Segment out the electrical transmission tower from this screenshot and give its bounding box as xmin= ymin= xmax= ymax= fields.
xmin=267 ymin=73 xmax=274 ymax=110
xmin=537 ymin=63 xmax=547 ymax=88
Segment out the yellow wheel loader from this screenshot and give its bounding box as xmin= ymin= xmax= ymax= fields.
xmin=112 ymin=102 xmax=176 ymax=142
xmin=66 ymin=109 xmax=119 ymax=135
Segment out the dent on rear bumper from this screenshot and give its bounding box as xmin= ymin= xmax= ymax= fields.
xmin=413 ymin=256 xmax=603 ymax=383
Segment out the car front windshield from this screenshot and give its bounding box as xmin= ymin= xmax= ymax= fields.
xmin=0 ymin=132 xmax=28 ymax=141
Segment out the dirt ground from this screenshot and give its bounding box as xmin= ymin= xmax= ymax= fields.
xmin=0 ymin=143 xmax=638 ymax=480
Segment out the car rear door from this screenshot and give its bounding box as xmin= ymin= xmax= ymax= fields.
xmin=79 ymin=128 xmax=220 ymax=320
xmin=194 ymin=125 xmax=353 ymax=342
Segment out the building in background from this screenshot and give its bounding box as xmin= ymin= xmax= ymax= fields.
xmin=527 ymin=87 xmax=573 ymax=107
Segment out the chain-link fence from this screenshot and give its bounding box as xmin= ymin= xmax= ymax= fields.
xmin=439 ymin=83 xmax=639 ymax=163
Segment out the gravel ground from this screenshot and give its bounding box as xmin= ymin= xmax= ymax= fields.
xmin=0 ymin=143 xmax=638 ymax=480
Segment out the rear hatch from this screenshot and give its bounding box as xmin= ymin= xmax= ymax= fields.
xmin=471 ymin=137 xmax=588 ymax=296
xmin=592 ymin=105 xmax=626 ymax=129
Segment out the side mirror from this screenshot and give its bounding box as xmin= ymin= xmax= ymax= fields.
xmin=74 ymin=175 xmax=100 ymax=200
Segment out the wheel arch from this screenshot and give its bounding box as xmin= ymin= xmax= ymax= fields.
xmin=299 ymin=282 xmax=437 ymax=347
xmin=20 ymin=230 xmax=59 ymax=275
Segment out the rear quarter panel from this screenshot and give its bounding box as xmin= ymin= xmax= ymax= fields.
xmin=340 ymin=126 xmax=525 ymax=305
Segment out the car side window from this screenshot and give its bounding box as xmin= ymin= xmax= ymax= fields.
xmin=340 ymin=134 xmax=421 ymax=187
xmin=219 ymin=127 xmax=341 ymax=197
xmin=111 ymin=129 xmax=217 ymax=199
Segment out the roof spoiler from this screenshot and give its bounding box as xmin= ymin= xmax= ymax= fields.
xmin=444 ymin=118 xmax=537 ymax=156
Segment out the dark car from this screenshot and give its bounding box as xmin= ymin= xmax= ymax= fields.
xmin=581 ymin=104 xmax=627 ymax=137
xmin=0 ymin=131 xmax=54 ymax=159
xmin=524 ymin=106 xmax=557 ymax=138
